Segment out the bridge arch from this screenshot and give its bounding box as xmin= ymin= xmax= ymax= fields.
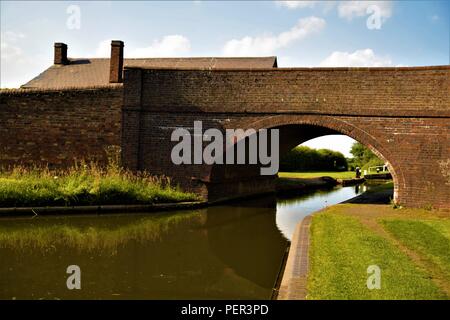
xmin=209 ymin=115 xmax=404 ymax=204
xmin=121 ymin=66 xmax=449 ymax=208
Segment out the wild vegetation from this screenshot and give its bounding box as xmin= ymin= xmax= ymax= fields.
xmin=0 ymin=162 xmax=199 ymax=208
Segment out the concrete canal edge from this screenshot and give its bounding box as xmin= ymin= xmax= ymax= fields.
xmin=0 ymin=201 xmax=208 ymax=217
xmin=337 ymin=177 xmax=365 ymax=186
xmin=277 ymin=215 xmax=312 ymax=300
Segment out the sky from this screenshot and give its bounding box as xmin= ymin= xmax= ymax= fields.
xmin=1 ymin=1 xmax=449 ymax=157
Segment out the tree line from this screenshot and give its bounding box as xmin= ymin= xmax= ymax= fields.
xmin=280 ymin=146 xmax=348 ymax=172
xmin=280 ymin=142 xmax=384 ymax=172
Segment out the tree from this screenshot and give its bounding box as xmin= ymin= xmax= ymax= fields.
xmin=349 ymin=142 xmax=384 ymax=170
xmin=350 ymin=142 xmax=366 ymax=163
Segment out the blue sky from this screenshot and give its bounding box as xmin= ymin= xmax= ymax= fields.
xmin=1 ymin=1 xmax=448 ymax=156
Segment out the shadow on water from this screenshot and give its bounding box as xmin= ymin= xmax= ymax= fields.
xmin=343 ymin=181 xmax=393 ymax=205
xmin=0 ymin=182 xmax=386 ymax=300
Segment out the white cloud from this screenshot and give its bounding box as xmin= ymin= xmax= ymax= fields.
xmin=338 ymin=1 xmax=392 ymax=22
xmin=95 ymin=35 xmax=191 ymax=58
xmin=1 ymin=31 xmax=26 ymax=42
xmin=319 ymin=48 xmax=393 ymax=67
xmin=222 ymin=16 xmax=325 ymax=56
xmin=95 ymin=39 xmax=112 ymax=57
xmin=129 ymin=35 xmax=191 ymax=57
xmin=278 ymin=0 xmax=398 ymax=20
xmin=1 ymin=31 xmax=25 ymax=60
xmin=277 ymin=1 xmax=318 ymax=9
xmin=1 ymin=40 xmax=23 ymax=62
xmin=0 ymin=31 xmax=49 ymax=88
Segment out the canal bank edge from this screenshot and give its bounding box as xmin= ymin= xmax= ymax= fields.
xmin=277 ymin=215 xmax=312 ymax=300
xmin=0 ymin=177 xmax=364 ymax=217
xmin=0 ymin=201 xmax=208 ymax=217
xmin=276 ymin=176 xmax=365 ymax=196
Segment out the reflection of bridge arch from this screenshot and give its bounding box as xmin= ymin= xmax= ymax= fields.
xmin=204 ymin=197 xmax=287 ymax=290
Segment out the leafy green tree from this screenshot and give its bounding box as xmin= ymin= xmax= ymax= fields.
xmin=349 ymin=142 xmax=384 ymax=170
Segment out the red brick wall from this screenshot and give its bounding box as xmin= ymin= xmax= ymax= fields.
xmin=1 ymin=66 xmax=448 ymax=209
xmin=123 ymin=66 xmax=450 ymax=209
xmin=137 ymin=66 xmax=449 ymax=117
xmin=0 ymin=86 xmax=123 ymax=168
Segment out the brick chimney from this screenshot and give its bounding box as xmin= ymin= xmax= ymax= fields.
xmin=109 ymin=40 xmax=124 ymax=83
xmin=54 ymin=42 xmax=68 ymax=65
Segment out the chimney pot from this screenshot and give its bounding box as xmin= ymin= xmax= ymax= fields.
xmin=110 ymin=40 xmax=124 ymax=83
xmin=54 ymin=42 xmax=68 ymax=65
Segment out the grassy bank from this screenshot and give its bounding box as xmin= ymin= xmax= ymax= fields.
xmin=0 ymin=165 xmax=199 ymax=208
xmin=307 ymin=204 xmax=450 ymax=299
xmin=279 ymin=171 xmax=356 ymax=180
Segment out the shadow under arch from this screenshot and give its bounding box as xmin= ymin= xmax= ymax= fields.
xmin=209 ymin=114 xmax=403 ymax=203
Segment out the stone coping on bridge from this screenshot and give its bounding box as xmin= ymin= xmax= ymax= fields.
xmin=124 ymin=65 xmax=450 ymax=71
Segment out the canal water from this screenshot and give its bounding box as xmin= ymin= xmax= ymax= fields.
xmin=0 ymin=184 xmax=369 ymax=300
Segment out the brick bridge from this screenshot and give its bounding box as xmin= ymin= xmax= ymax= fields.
xmin=121 ymin=66 xmax=450 ymax=209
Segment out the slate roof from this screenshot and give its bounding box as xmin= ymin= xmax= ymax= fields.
xmin=21 ymin=57 xmax=278 ymax=89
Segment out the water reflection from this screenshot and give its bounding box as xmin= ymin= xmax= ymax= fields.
xmin=205 ymin=197 xmax=286 ymax=291
xmin=354 ymin=184 xmax=368 ymax=195
xmin=0 ymin=184 xmax=367 ymax=300
xmin=0 ymin=201 xmax=286 ymax=300
xmin=276 ymin=185 xmax=367 ymax=240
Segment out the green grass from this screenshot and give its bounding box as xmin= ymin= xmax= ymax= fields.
xmin=0 ymin=164 xmax=199 ymax=208
xmin=307 ymin=208 xmax=448 ymax=299
xmin=382 ymin=219 xmax=450 ymax=283
xmin=278 ymin=171 xmax=356 ymax=180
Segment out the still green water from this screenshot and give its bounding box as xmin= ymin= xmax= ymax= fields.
xmin=0 ymin=184 xmax=369 ymax=300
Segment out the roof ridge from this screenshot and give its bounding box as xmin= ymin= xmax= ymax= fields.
xmin=20 ymin=56 xmax=279 ymax=89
